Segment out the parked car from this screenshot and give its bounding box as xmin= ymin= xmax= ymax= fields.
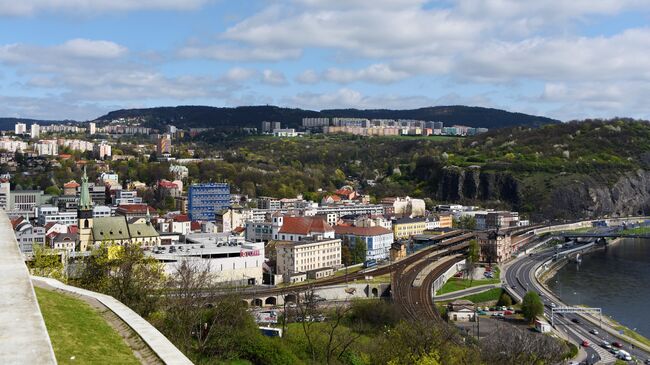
xmin=582 ymin=340 xmax=590 ymax=348
xmin=504 ymin=310 xmax=514 ymax=315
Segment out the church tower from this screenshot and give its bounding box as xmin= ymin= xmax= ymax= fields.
xmin=77 ymin=167 xmax=94 ymax=251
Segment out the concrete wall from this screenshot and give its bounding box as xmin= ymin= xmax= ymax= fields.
xmin=0 ymin=211 xmax=57 ymax=364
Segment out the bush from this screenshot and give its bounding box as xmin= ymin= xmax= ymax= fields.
xmin=346 ymin=299 xmax=401 ymax=332
xmin=497 ymin=293 xmax=513 ymax=307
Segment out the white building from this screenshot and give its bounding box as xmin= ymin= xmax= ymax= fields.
xmin=88 ymin=122 xmax=96 ymax=135
xmin=34 ymin=140 xmax=58 ymax=156
xmin=272 ymin=128 xmax=298 ymax=137
xmin=0 ymin=138 xmax=28 ymax=153
xmin=93 ymin=141 xmax=112 ymax=159
xmin=15 ymin=123 xmax=27 ymax=135
xmin=333 ymin=226 xmax=393 ymax=261
xmin=93 ymin=205 xmax=112 ymax=218
xmin=99 ymin=172 xmax=119 ymax=184
xmin=30 ymin=123 xmax=40 ymax=139
xmin=275 ymin=238 xmax=342 ymax=281
xmin=37 ymin=206 xmax=77 ymax=226
xmin=149 ymin=241 xmax=265 ymax=285
xmin=114 ymin=190 xmax=142 ymax=205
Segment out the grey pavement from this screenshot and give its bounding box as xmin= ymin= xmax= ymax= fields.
xmin=0 ymin=211 xmax=57 ymax=365
xmin=32 ymin=276 xmax=194 ymax=365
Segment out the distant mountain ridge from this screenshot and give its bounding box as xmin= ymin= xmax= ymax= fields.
xmin=0 ymin=117 xmax=72 ymax=132
xmin=93 ymin=105 xmax=560 ymax=130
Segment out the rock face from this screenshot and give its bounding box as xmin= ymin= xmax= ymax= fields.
xmin=549 ymin=169 xmax=650 ymax=218
xmin=438 ymin=166 xmax=522 ymax=207
xmin=435 ymin=166 xmax=650 ymax=219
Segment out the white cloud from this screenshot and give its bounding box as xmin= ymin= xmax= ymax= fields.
xmin=261 ymin=69 xmax=287 ymax=85
xmin=324 ymin=64 xmax=410 ymax=84
xmin=296 ymin=69 xmax=319 ymax=84
xmin=219 ymin=67 xmax=258 ymax=82
xmin=178 ymin=44 xmax=301 ymax=61
xmin=0 ymin=0 xmax=210 ymax=16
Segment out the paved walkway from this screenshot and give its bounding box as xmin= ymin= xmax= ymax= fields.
xmin=0 ymin=212 xmax=57 ymax=365
xmin=32 ymin=276 xmax=193 ymax=365
xmin=433 ymin=283 xmax=501 ymax=302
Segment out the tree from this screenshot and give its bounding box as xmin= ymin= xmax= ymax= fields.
xmin=28 ymin=245 xmax=65 ymax=281
xmin=465 ymin=239 xmax=480 ymax=285
xmin=76 ymin=243 xmax=165 ymax=318
xmin=480 ymin=326 xmax=567 ymax=365
xmin=497 ymin=293 xmax=513 ymax=307
xmin=455 ymin=215 xmax=477 ymax=230
xmin=341 ymin=243 xmax=352 ymax=267
xmin=352 ymin=237 xmax=367 ymax=264
xmin=44 ymin=185 xmax=61 ymax=196
xmin=521 ymin=291 xmax=544 ymax=323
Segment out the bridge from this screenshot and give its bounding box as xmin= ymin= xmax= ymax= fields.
xmin=236 ymin=230 xmax=476 ymax=308
xmin=559 ymin=232 xmax=650 ymax=239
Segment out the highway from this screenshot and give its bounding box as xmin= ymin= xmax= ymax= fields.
xmin=505 ymin=243 xmax=650 ymax=364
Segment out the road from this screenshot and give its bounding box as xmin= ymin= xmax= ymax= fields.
xmin=504 ymin=244 xmax=650 ymax=364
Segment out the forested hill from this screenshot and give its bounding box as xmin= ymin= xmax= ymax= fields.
xmin=93 ymin=105 xmax=559 ymax=130
xmin=0 ymin=117 xmax=67 ymax=131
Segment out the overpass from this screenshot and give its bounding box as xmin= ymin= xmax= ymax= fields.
xmin=559 ymin=232 xmax=650 ymax=239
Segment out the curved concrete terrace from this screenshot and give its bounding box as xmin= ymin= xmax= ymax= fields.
xmin=0 ymin=211 xmax=57 ymax=364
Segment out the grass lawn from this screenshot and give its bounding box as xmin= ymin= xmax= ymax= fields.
xmin=458 ymin=288 xmax=504 ymax=304
xmin=35 ymin=287 xmax=139 ymax=365
xmin=435 ymin=267 xmax=500 ymax=295
xmin=618 ymin=226 xmax=650 ymax=236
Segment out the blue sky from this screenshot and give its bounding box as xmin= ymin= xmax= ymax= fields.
xmin=0 ymin=0 xmax=649 ymax=121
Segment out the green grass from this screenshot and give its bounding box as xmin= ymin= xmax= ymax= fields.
xmin=35 ymin=287 xmax=139 ymax=365
xmin=435 ymin=267 xmax=500 ymax=295
xmin=618 ymin=226 xmax=650 ymax=236
xmin=457 ymin=288 xmax=504 ymax=304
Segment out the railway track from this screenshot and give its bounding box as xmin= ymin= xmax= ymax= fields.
xmin=235 ymin=231 xmax=474 ymax=298
xmin=392 ymin=251 xmax=464 ymax=322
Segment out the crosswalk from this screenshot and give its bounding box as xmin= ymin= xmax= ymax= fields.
xmin=564 ymin=324 xmax=617 ymax=364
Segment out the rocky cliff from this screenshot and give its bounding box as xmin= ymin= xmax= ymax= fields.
xmin=436 ymin=166 xmax=650 ymax=220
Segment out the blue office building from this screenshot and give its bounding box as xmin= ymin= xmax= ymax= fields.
xmin=188 ymin=183 xmax=230 ymax=221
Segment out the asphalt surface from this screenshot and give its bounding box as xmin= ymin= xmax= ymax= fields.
xmin=505 ymin=244 xmax=650 ymax=364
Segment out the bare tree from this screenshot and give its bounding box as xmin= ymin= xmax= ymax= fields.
xmin=294 ymin=286 xmax=320 ymax=362
xmin=480 ymin=324 xmax=568 ymax=365
xmin=162 ymin=259 xmax=215 ymax=353
xmin=323 ymin=301 xmax=361 ymax=365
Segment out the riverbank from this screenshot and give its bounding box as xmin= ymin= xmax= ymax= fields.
xmin=542 ymin=237 xmax=650 ymax=348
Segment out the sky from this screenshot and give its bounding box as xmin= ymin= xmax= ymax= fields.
xmin=0 ymin=0 xmax=649 ymax=121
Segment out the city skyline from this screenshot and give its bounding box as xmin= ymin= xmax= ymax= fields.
xmin=0 ymin=1 xmax=649 ymax=121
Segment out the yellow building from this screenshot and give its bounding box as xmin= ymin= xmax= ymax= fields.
xmin=392 ymin=217 xmax=427 ymax=240
xmin=436 ymin=213 xmax=453 ymax=229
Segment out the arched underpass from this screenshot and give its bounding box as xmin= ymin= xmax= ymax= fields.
xmin=265 ymin=296 xmax=277 ymax=306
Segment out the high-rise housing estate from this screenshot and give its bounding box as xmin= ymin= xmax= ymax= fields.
xmin=188 ymin=183 xmax=230 ymax=221
xmin=30 ymin=123 xmax=40 ymax=139
xmin=157 ymin=134 xmax=172 ymax=155
xmin=14 ymin=123 xmax=27 ymax=135
xmin=88 ymin=122 xmax=96 ymax=135
xmin=302 ymin=118 xmax=330 ymax=128
xmin=93 ymin=141 xmax=112 ymax=159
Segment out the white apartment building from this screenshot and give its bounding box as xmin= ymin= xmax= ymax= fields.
xmin=94 ymin=141 xmax=112 ymax=159
xmin=37 ymin=206 xmax=77 ymax=226
xmin=30 ymin=123 xmax=40 ymax=139
xmin=15 ymin=123 xmax=27 ymax=135
xmin=34 ymin=140 xmax=58 ymax=156
xmin=0 ymin=138 xmax=28 ymax=153
xmin=275 ymin=238 xmax=342 ymax=279
xmin=0 ymin=179 xmax=10 ymax=210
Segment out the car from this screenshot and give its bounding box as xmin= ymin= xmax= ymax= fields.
xmin=550 ymin=303 xmax=557 ymax=308
xmin=507 ymin=307 xmax=514 ymax=311
xmin=589 ymin=329 xmax=599 ymax=335
xmin=613 ymin=341 xmax=623 ymax=348
xmin=644 ymin=359 xmax=650 ymax=364
xmin=504 ymin=310 xmax=514 ymax=315
xmin=477 ymin=310 xmax=487 ymax=315
xmin=601 ymin=341 xmax=612 ymax=349
xmin=610 ymin=349 xmax=620 ymax=355
xmin=582 ymin=340 xmax=590 ymax=347
xmin=571 ymin=318 xmax=580 ymax=324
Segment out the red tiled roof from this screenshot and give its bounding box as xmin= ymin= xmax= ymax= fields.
xmin=173 ymin=214 xmax=190 ymax=222
xmin=69 ymin=225 xmax=78 ymax=234
xmin=334 ymin=225 xmax=392 ymax=236
xmin=279 ymin=216 xmax=334 ymax=235
xmin=323 ymin=194 xmax=341 ymax=202
xmin=63 ymin=180 xmax=80 ymax=188
xmin=116 ymin=204 xmax=155 ymax=214
xmin=232 ymin=226 xmax=245 ymax=234
xmin=158 ymin=180 xmax=179 ymax=189
xmin=10 ymin=217 xmax=24 ymax=229
xmin=335 ymin=188 xmax=354 ymax=196
xmin=190 ymin=221 xmax=201 ymax=231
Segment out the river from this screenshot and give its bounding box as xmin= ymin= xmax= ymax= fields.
xmin=547 ymin=238 xmax=650 ymax=337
